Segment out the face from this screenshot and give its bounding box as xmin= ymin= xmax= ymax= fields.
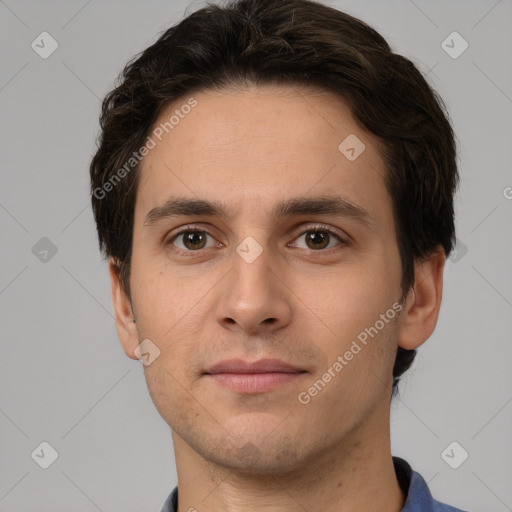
xmin=114 ymin=85 xmax=415 ymax=474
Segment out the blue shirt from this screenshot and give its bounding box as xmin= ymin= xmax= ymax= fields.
xmin=160 ymin=456 xmax=467 ymax=511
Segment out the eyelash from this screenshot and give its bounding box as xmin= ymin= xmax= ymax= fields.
xmin=165 ymin=223 xmax=348 ymax=256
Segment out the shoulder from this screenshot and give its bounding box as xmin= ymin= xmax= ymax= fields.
xmin=393 ymin=456 xmax=468 ymax=512
xmin=159 ymin=485 xmax=178 ymax=512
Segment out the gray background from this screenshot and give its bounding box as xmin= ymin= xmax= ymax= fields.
xmin=1 ymin=0 xmax=511 ymax=511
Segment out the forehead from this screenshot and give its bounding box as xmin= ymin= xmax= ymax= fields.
xmin=135 ymin=84 xmax=389 ymax=222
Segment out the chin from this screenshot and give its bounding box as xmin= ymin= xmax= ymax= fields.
xmin=202 ymin=433 xmax=305 ymax=475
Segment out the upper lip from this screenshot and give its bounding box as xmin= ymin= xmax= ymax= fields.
xmin=204 ymin=358 xmax=305 ymax=374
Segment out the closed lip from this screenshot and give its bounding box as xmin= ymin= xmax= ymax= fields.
xmin=204 ymin=358 xmax=306 ymax=374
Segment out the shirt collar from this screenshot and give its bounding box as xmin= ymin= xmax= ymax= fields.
xmin=160 ymin=456 xmax=465 ymax=512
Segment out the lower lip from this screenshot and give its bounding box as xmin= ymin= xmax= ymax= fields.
xmin=205 ymin=372 xmax=305 ymax=393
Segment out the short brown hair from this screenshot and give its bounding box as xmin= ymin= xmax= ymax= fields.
xmin=90 ymin=0 xmax=459 ymax=397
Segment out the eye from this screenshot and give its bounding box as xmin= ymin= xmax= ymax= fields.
xmin=167 ymin=228 xmax=219 ymax=252
xmin=289 ymin=225 xmax=346 ymax=251
xmin=165 ymin=224 xmax=347 ymax=255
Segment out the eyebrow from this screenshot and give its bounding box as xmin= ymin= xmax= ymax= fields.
xmin=143 ymin=194 xmax=374 ymax=230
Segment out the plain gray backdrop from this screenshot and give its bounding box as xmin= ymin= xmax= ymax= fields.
xmin=1 ymin=0 xmax=511 ymax=511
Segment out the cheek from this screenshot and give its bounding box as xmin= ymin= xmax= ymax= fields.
xmin=291 ymin=253 xmax=402 ymax=396
xmin=295 ymin=257 xmax=399 ymax=338
xmin=142 ymin=361 xmax=201 ymax=433
xmin=130 ymin=259 xmax=192 ymax=334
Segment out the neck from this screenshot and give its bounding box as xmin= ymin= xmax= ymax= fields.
xmin=171 ymin=405 xmax=405 ymax=512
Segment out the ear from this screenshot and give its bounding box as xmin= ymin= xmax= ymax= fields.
xmin=108 ymin=257 xmax=140 ymax=360
xmin=397 ymin=246 xmax=445 ymax=350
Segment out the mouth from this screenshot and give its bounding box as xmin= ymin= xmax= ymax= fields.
xmin=203 ymin=358 xmax=307 ymax=393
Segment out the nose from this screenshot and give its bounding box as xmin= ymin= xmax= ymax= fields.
xmin=215 ymin=243 xmax=292 ymax=335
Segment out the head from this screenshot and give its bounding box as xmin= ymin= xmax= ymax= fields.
xmin=90 ymin=0 xmax=457 ymax=473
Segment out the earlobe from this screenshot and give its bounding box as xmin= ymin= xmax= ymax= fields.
xmin=397 ymin=247 xmax=445 ymax=351
xmin=108 ymin=257 xmax=140 ymax=360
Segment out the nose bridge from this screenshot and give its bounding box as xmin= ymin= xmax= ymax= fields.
xmin=216 ymin=233 xmax=292 ymax=333
xmin=231 ymin=234 xmax=276 ymax=298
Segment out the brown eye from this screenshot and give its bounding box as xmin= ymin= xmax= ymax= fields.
xmin=291 ymin=226 xmax=344 ymax=251
xmin=170 ymin=230 xmax=214 ymax=251
xmin=304 ymin=231 xmax=331 ymax=250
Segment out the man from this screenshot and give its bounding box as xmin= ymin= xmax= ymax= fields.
xmin=89 ymin=0 xmax=466 ymax=510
